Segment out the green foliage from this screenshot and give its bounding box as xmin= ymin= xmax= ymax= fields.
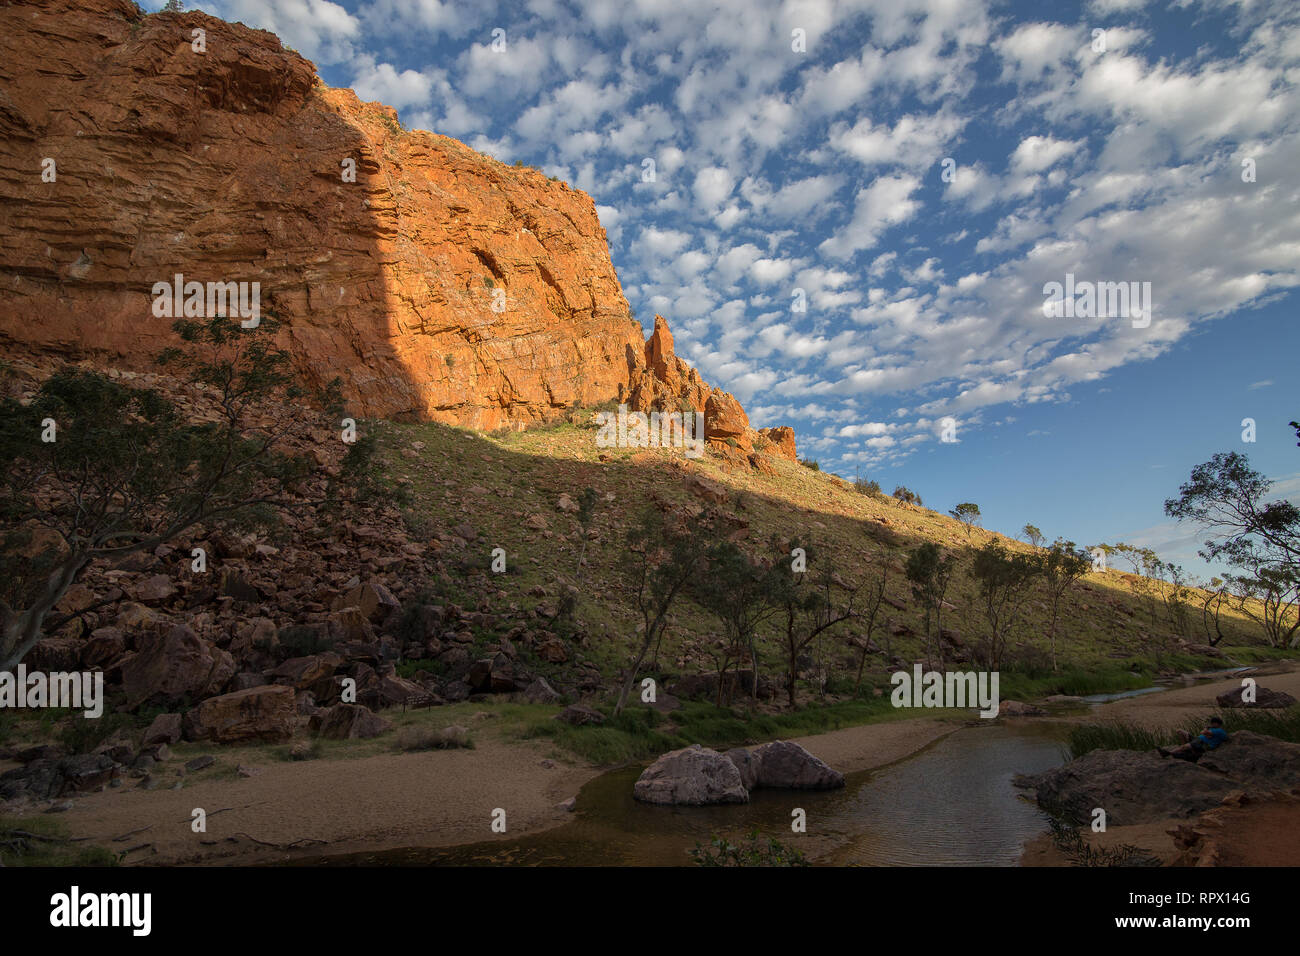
xmin=1165 ymin=451 xmax=1299 ymax=647
xmin=1021 ymin=523 xmax=1045 ymax=548
xmin=798 ymin=458 xmax=820 ymax=471
xmin=949 ymin=502 xmax=981 ymax=536
xmin=58 ymin=711 xmax=137 ymax=755
xmin=338 ymin=431 xmax=408 ymax=508
xmin=1068 ymin=709 xmax=1300 ymax=758
xmin=0 ymin=816 xmax=119 ymax=867
xmin=396 ymin=658 xmax=446 ymax=679
xmin=615 ymin=507 xmax=710 ymax=714
xmin=892 ymin=485 xmax=921 ymax=506
xmin=277 ymin=624 xmax=337 ymax=658
xmin=1045 ymin=815 xmax=1157 ymax=867
xmin=997 ymin=665 xmax=1149 ymax=700
xmin=905 ymin=542 xmax=956 ymax=660
xmin=395 ymin=725 xmax=473 ymax=751
xmin=513 ymin=697 xmax=897 ymax=765
xmin=688 ymin=537 xmax=787 ymax=703
xmin=970 ymin=539 xmax=1040 ymax=670
xmin=689 ymin=829 xmax=810 ymax=867
xmin=0 ymin=315 xmax=332 ymax=668
xmin=853 ymin=477 xmax=882 ymax=498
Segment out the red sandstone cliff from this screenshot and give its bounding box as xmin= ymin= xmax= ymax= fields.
xmin=0 ymin=0 xmax=793 ymax=459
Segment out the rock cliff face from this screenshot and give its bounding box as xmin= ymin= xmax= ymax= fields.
xmin=0 ymin=0 xmax=791 ymax=456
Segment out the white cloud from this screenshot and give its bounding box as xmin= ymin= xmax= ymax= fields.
xmin=820 ymin=175 xmax=922 ymax=259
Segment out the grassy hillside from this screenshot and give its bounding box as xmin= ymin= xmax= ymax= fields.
xmin=368 ymin=410 xmax=1293 ymax=708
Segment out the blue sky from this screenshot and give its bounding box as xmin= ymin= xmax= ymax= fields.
xmin=158 ymin=0 xmax=1298 ymax=580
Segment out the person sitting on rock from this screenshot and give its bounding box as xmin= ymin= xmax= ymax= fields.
xmin=1158 ymin=716 xmax=1227 ymax=762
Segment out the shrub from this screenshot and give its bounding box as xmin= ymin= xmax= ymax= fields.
xmin=854 ymin=477 xmax=882 ymax=498
xmin=1045 ymin=816 xmax=1157 ymax=867
xmin=892 ymin=485 xmax=922 ymax=507
xmin=277 ymin=624 xmax=336 ymax=658
xmin=689 ymin=829 xmax=809 ymax=867
xmin=58 ymin=711 xmax=137 ymax=755
xmin=395 ymin=724 xmax=473 ymax=751
xmin=799 ymin=458 xmax=820 ymax=471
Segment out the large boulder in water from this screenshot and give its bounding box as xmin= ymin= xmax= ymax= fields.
xmin=633 ymin=744 xmax=749 ymax=805
xmin=751 ymin=740 xmax=845 ymax=790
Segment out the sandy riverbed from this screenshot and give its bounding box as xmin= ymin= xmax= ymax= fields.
xmin=53 ymin=735 xmax=595 ymax=866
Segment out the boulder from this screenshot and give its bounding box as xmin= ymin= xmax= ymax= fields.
xmin=997 ymin=699 xmax=1046 ymax=717
xmin=1198 ymin=731 xmax=1300 ymax=785
xmin=489 ymin=652 xmax=515 ymax=693
xmin=442 ymin=680 xmax=471 ymax=703
xmin=182 ymin=685 xmax=297 ymax=743
xmin=58 ymin=753 xmax=118 ymax=793
xmin=142 ymin=713 xmax=183 ymax=747
xmin=133 ymin=574 xmax=176 ymax=605
xmin=759 ymin=425 xmax=798 ymax=461
xmin=466 ymin=658 xmax=493 ymax=692
xmin=523 ymin=677 xmax=563 ymax=704
xmin=536 ymin=636 xmax=569 ymax=663
xmin=0 ymin=754 xmax=119 ymax=801
xmin=724 ymin=747 xmax=762 ymax=791
xmin=219 ymin=569 xmax=261 ymax=603
xmin=81 ymin=627 xmax=126 ymax=668
xmin=328 ymin=606 xmax=374 ymax=643
xmin=375 ymin=673 xmax=426 ymax=708
xmin=340 ymin=582 xmax=401 ymax=623
xmin=751 ymin=740 xmax=845 ymax=790
xmin=271 ymin=654 xmax=339 ymax=691
xmin=1017 ymin=749 xmax=1240 ymax=825
xmin=312 ymin=703 xmax=392 ymax=740
xmin=633 ymin=744 xmax=749 ymax=805
xmin=1216 ymin=685 xmax=1297 ymax=709
xmin=121 ymin=624 xmax=236 ymax=707
xmin=24 ymin=636 xmax=82 ymax=672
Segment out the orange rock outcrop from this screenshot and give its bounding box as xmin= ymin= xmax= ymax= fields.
xmin=0 ymin=0 xmax=793 ymax=459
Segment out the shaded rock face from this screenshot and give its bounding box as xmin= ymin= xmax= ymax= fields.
xmin=1018 ymin=733 xmax=1300 ymax=827
xmin=633 ymin=744 xmax=749 ymax=806
xmin=724 ymin=747 xmax=762 ymax=791
xmin=121 ymin=624 xmax=235 ymax=707
xmin=751 ymin=741 xmax=845 ymax=790
xmin=0 ymin=0 xmax=791 ymax=454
